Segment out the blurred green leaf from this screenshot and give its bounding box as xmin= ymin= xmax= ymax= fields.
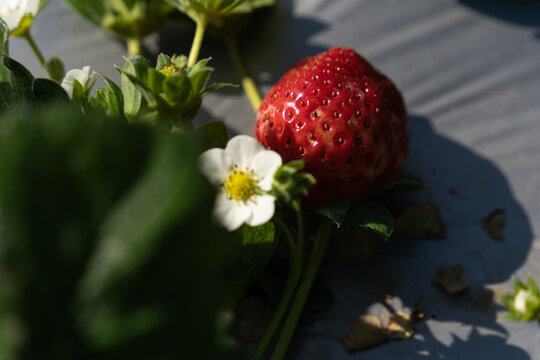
xmin=4 ymin=56 xmax=35 ymax=100
xmin=224 ymin=222 xmax=276 ymax=306
xmin=196 ymin=121 xmax=229 ymax=150
xmin=121 ymin=60 xmax=143 ymax=120
xmin=62 ymin=0 xmax=174 ymax=40
xmin=0 ymin=103 xmax=246 ymax=359
xmin=32 ymin=78 xmax=70 ymax=103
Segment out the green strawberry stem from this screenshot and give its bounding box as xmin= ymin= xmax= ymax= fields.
xmin=273 ymin=217 xmax=295 ymax=251
xmin=127 ymin=38 xmax=142 ymax=56
xmin=188 ymin=19 xmax=207 ymax=67
xmin=269 ymin=217 xmax=332 ymax=360
xmin=251 ymin=211 xmax=307 ymax=360
xmin=22 ymin=31 xmax=45 ymax=68
xmin=225 ymin=37 xmax=262 ymax=112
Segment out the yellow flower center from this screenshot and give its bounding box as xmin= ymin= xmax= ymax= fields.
xmin=159 ymin=63 xmax=180 ymax=77
xmin=223 ymin=168 xmax=259 ymax=202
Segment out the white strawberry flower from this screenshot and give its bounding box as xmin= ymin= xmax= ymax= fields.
xmin=514 ymin=289 xmax=535 ymax=314
xmin=0 ymin=0 xmax=45 ymax=36
xmin=198 ymin=135 xmax=282 ymax=231
xmin=61 ymin=66 xmax=95 ymax=99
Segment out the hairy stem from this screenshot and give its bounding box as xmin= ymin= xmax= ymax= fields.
xmin=23 ymin=31 xmax=45 ymax=67
xmin=226 ymin=37 xmax=262 ymax=113
xmin=269 ymin=217 xmax=332 ymax=360
xmin=188 ymin=19 xmax=207 ymax=67
xmin=251 ymin=211 xmax=306 ymax=360
xmin=127 ymin=38 xmax=142 ymax=56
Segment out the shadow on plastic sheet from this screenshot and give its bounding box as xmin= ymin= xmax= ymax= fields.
xmin=459 ymin=0 xmax=540 ymax=41
xmin=157 ymin=0 xmax=328 ymax=95
xmin=288 ymin=115 xmax=533 ymax=359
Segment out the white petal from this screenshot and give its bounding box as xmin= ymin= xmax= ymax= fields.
xmin=225 ymin=135 xmax=265 ymax=169
xmin=213 ymin=192 xmax=251 ymax=231
xmin=198 ymin=148 xmax=231 ymax=186
xmin=250 ymin=150 xmax=282 ymax=191
xmin=26 ymin=0 xmax=41 ymax=15
xmin=245 ymin=195 xmax=276 ymax=226
xmin=60 ymin=66 xmax=92 ymax=100
xmin=0 ymin=6 xmax=23 ymax=31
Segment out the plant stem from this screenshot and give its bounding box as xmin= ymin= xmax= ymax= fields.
xmin=225 ymin=37 xmax=262 ymax=113
xmin=269 ymin=217 xmax=332 ymax=360
xmin=274 ymin=217 xmax=295 ymax=251
xmin=251 ymin=211 xmax=306 ymax=360
xmin=188 ymin=19 xmax=207 ymax=67
xmin=23 ymin=31 xmax=45 ymax=68
xmin=127 ymin=38 xmax=142 ymax=56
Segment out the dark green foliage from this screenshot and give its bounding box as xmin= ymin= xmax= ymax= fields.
xmin=0 ymin=103 xmax=246 ymax=359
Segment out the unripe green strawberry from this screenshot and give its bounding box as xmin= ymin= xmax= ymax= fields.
xmin=255 ymin=48 xmax=409 ymax=206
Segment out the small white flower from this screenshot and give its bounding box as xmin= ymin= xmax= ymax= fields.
xmin=198 ymin=135 xmax=283 ymax=231
xmin=61 ymin=66 xmax=94 ymax=99
xmin=0 ymin=0 xmax=42 ymax=35
xmin=514 ymin=289 xmax=535 ymax=314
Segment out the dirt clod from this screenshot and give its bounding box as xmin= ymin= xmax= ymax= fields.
xmin=482 ymin=209 xmax=505 ymax=240
xmin=394 ymin=203 xmax=446 ymax=238
xmin=432 ymin=264 xmax=470 ymax=294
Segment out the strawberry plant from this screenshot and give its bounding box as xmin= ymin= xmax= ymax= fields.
xmin=0 ymin=3 xmax=429 ymax=360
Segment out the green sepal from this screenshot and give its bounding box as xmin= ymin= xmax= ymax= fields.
xmin=147 ymin=68 xmax=166 ymax=93
xmin=94 ymin=73 xmax=125 ymax=119
xmin=156 ymin=53 xmax=172 ymax=70
xmin=172 ymin=55 xmax=188 ymax=69
xmin=163 ymin=72 xmax=191 ymax=104
xmin=349 ymin=199 xmax=394 ymax=240
xmin=46 ymin=57 xmax=65 ymax=83
xmin=189 ymin=68 xmax=213 ymax=96
xmin=272 ymin=160 xmax=316 ymax=211
xmin=121 ymin=60 xmax=143 ymax=121
xmin=196 ymin=121 xmax=229 ymax=150
xmin=72 ymin=79 xmax=86 ymax=108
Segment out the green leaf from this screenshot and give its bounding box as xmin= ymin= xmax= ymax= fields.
xmin=314 ymin=201 xmax=350 ymax=227
xmin=32 ymin=78 xmax=70 ymax=103
xmin=224 ymin=222 xmax=276 ymax=305
xmin=196 ymin=121 xmax=229 ymax=150
xmin=349 ymin=199 xmax=394 ymax=240
xmin=366 ymin=174 xmax=426 ymax=197
xmin=0 ymin=18 xmax=9 ymax=80
xmin=61 ymin=0 xmax=104 ymax=25
xmin=121 ymin=60 xmax=143 ymax=120
xmin=163 ymin=72 xmax=191 ymax=104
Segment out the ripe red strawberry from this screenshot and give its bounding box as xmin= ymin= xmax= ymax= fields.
xmin=255 ymin=48 xmax=409 ymax=206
